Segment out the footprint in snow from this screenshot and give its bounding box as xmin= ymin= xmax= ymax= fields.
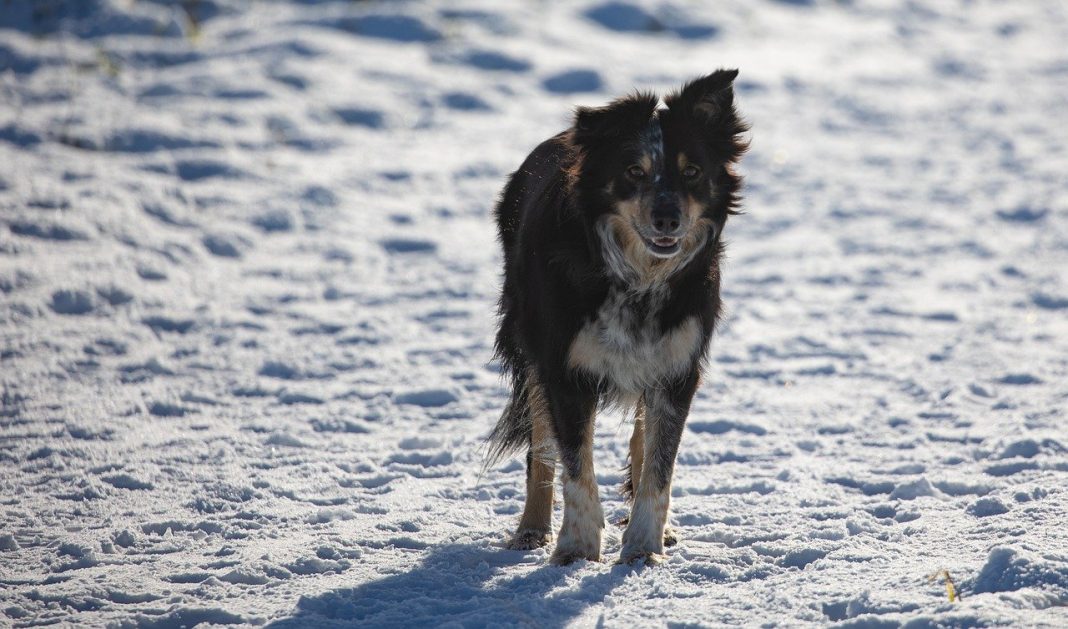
xmin=454 ymin=50 xmax=531 ymax=73
xmin=380 ymin=237 xmax=438 ymax=254
xmin=325 ymin=14 xmax=442 ymax=43
xmin=102 ymin=473 xmax=154 ymax=490
xmin=583 ymin=2 xmax=719 ymax=39
xmin=1031 ymin=292 xmax=1068 ymax=310
xmin=8 ymin=219 xmax=90 ymax=241
xmin=148 ymin=401 xmax=189 ymax=417
xmin=142 ymin=315 xmax=195 ymax=334
xmin=50 ymin=289 xmax=95 ymax=315
xmin=277 ymin=391 xmax=324 ymax=405
xmin=393 ymin=388 xmax=458 ymax=407
xmin=142 ymin=199 xmax=195 ymax=227
xmin=996 ymin=206 xmax=1048 ymax=222
xmin=332 ymin=106 xmax=386 ymax=129
xmin=442 ymin=92 xmax=492 ymax=111
xmin=137 ymin=264 xmax=168 ymax=281
xmin=0 ymin=123 xmax=42 ymax=147
xmin=203 ymin=233 xmax=250 ymax=258
xmin=542 ymin=69 xmax=603 ymax=94
xmin=175 ymin=159 xmax=249 ymax=182
xmin=996 ymin=373 xmax=1043 ymax=385
xmin=269 ymin=69 xmax=310 ymax=90
xmin=583 ymin=2 xmax=663 ymax=33
xmin=688 ymin=419 xmax=768 ymax=436
xmin=106 ymin=128 xmax=221 ymax=153
xmin=96 ymin=285 xmax=133 ymax=306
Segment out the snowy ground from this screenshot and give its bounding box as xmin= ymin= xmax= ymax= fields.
xmin=2 ymin=0 xmax=1068 ymax=626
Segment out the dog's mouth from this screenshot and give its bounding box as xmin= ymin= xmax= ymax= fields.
xmin=643 ymin=235 xmax=682 ymax=258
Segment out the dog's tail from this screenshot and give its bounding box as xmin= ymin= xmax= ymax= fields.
xmin=483 ymin=365 xmax=539 ymax=472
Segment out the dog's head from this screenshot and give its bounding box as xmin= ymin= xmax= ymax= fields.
xmin=570 ymin=70 xmax=747 ymax=278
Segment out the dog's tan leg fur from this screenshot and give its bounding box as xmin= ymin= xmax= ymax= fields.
xmin=510 ymin=397 xmax=555 ymax=551
xmin=509 ymin=375 xmax=556 ymax=550
xmin=550 ymin=415 xmax=603 ymax=565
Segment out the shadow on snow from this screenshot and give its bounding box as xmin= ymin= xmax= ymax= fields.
xmin=266 ymin=542 xmax=633 ymax=628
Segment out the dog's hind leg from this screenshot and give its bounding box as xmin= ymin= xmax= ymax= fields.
xmin=623 ymin=401 xmax=644 ymax=502
xmin=508 ymin=376 xmax=556 ymax=550
xmin=620 ymin=371 xmax=699 ymax=565
xmin=547 ymin=382 xmax=602 ymax=565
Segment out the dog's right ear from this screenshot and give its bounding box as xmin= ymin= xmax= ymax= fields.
xmin=666 ymin=69 xmax=739 ymax=122
xmin=573 ymin=92 xmax=658 ymax=146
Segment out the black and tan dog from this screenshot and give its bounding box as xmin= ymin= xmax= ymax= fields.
xmin=487 ymin=70 xmax=748 ymax=565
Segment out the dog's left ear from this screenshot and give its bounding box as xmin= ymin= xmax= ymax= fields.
xmin=666 ymin=69 xmax=739 ymax=122
xmin=573 ymin=92 xmax=659 ymax=146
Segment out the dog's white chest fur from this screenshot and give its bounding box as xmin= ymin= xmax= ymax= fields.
xmin=567 ymin=287 xmax=701 ymax=393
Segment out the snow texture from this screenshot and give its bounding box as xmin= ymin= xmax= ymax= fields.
xmin=2 ymin=0 xmax=1068 ymax=627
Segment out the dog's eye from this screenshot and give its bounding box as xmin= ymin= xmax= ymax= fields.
xmin=682 ymin=165 xmax=701 ymax=180
xmin=626 ymin=165 xmax=646 ymax=179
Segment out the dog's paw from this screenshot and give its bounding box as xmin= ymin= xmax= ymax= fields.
xmin=551 ymin=511 xmax=603 ymax=565
xmin=618 ymin=518 xmax=677 ymax=547
xmin=508 ymin=528 xmax=552 ymax=550
xmin=616 ymin=549 xmax=666 ymax=566
xmin=549 ymin=546 xmax=601 ymax=566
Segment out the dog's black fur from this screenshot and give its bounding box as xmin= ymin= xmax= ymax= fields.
xmin=487 ymin=71 xmax=748 ymax=564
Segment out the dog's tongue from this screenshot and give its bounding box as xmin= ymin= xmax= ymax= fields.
xmin=653 ymin=237 xmax=678 ymax=247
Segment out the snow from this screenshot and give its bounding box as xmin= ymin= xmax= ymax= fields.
xmin=1 ymin=0 xmax=1067 ymax=626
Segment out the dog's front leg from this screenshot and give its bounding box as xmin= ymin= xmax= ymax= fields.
xmin=545 ymin=379 xmax=601 ymax=565
xmin=620 ymin=371 xmax=699 ymax=565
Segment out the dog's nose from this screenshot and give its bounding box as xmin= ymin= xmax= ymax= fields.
xmin=651 ymin=207 xmax=681 ymax=235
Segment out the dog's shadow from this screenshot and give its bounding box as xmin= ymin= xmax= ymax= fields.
xmin=265 ymin=541 xmax=633 ymax=627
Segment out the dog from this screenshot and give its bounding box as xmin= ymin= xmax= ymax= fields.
xmin=486 ymin=70 xmax=748 ymax=565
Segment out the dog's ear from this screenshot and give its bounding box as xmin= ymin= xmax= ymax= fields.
xmin=665 ymin=69 xmax=748 ymax=166
xmin=573 ymin=92 xmax=658 ymax=145
xmin=666 ymin=69 xmax=738 ymax=122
